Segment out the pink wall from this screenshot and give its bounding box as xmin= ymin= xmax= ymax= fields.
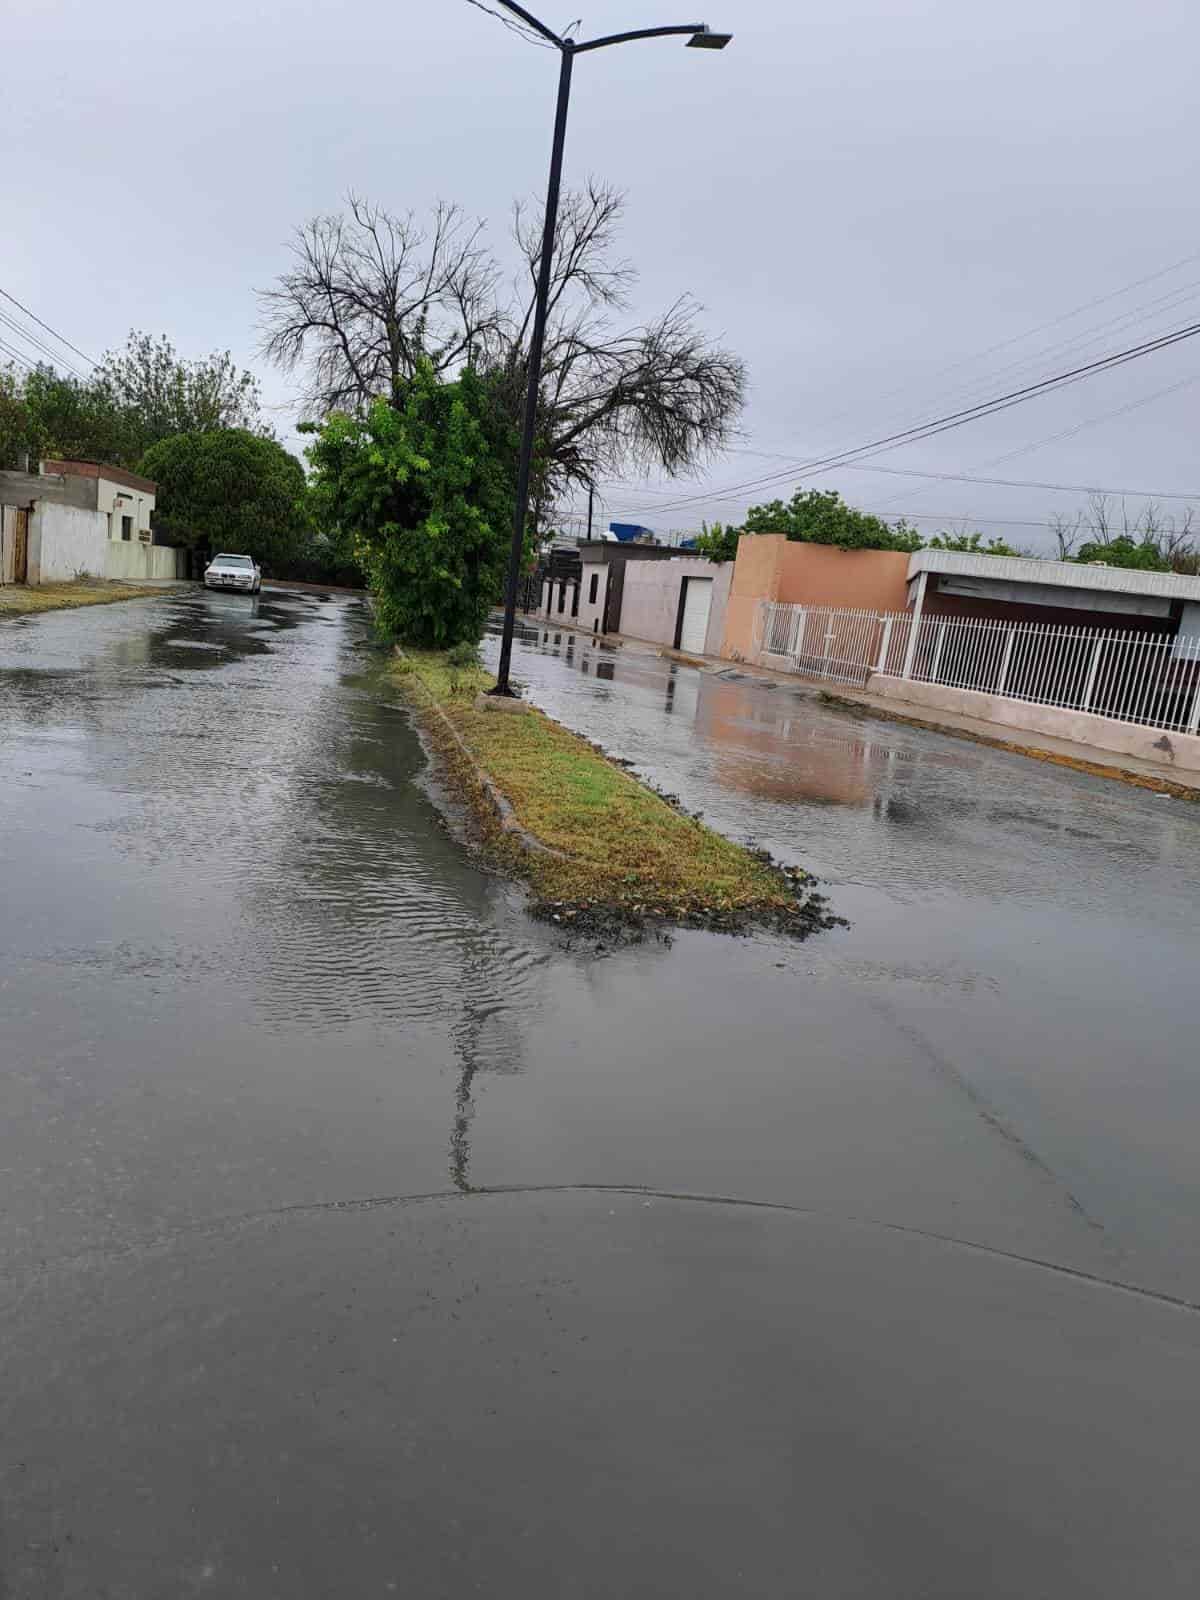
xmin=619 ymin=557 xmax=731 ymax=653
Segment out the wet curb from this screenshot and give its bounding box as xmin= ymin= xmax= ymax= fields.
xmin=394 ymin=651 xmax=566 ymax=860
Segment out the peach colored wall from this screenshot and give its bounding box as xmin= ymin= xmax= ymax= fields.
xmin=720 ymin=536 xmax=912 ymax=660
xmin=776 ymin=544 xmax=911 ymax=611
xmin=720 ymin=534 xmax=786 ymax=659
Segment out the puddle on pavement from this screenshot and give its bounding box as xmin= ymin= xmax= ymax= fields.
xmin=3 ymin=594 xmax=1200 ymax=1311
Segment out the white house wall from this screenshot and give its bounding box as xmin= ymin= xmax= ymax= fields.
xmin=97 ymin=476 xmax=155 ymax=540
xmin=28 ymin=504 xmax=108 ymax=583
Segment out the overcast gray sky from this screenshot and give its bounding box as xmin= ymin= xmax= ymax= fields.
xmin=7 ymin=0 xmax=1198 ymax=549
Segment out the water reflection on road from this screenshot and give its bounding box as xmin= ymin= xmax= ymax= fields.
xmin=5 ymin=593 xmax=1200 ymax=1595
xmin=488 ymin=621 xmax=1200 ymax=1297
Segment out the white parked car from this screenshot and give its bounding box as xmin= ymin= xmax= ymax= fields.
xmin=204 ymin=553 xmax=261 ymax=594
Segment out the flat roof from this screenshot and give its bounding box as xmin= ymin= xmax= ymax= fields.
xmin=907 ymin=548 xmax=1200 ymax=603
xmin=41 ymin=459 xmax=158 ymax=495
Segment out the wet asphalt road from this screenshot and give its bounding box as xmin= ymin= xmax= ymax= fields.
xmin=2 ymin=590 xmax=1199 ymax=1597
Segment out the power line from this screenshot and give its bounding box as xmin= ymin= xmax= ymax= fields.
xmin=0 ymin=337 xmax=34 ymax=373
xmin=0 ymin=286 xmax=95 ymax=368
xmin=462 ymin=0 xmax=556 ymax=47
xmin=888 ymin=277 xmax=1200 ymax=430
xmin=618 ymin=317 xmax=1200 ymax=519
xmin=0 ymin=308 xmax=88 ymax=380
xmin=770 ymin=247 xmax=1200 ymax=449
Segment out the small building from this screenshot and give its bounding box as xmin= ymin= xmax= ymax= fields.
xmin=527 ymin=541 xmax=730 ymax=655
xmin=41 ymin=459 xmax=157 ymax=547
xmin=0 ymin=460 xmax=182 ymax=586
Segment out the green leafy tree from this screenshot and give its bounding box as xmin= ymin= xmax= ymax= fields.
xmin=3 ymin=335 xmax=266 ymax=472
xmin=743 ymin=488 xmax=923 ymax=553
xmin=138 ymin=429 xmax=308 ymax=571
xmin=0 ymin=366 xmax=36 ymax=469
xmin=305 ymin=363 xmax=517 ymax=646
xmin=926 ymin=530 xmax=1020 ymax=556
xmin=693 ymin=520 xmax=741 ymax=563
xmin=19 ymin=365 xmax=128 ymax=466
xmin=97 ymin=332 xmax=265 ymax=463
xmin=1075 ymin=536 xmax=1170 ymax=572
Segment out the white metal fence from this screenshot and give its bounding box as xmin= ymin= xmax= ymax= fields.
xmin=756 ymin=601 xmax=913 ymax=686
xmin=755 ymin=601 xmax=1200 ymax=735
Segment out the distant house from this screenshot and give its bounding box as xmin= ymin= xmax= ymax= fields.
xmin=906 ymin=548 xmax=1200 ymax=638
xmin=0 ymin=460 xmax=181 ymax=586
xmin=40 ymin=459 xmax=157 ymax=546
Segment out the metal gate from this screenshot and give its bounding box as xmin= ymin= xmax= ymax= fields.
xmin=755 ymin=602 xmax=913 ymax=687
xmin=12 ymin=507 xmax=29 ymax=584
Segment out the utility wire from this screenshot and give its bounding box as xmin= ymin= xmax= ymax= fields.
xmin=726 ymin=379 xmax=1200 ymax=502
xmin=0 ymin=308 xmax=88 ymax=380
xmin=618 ymin=317 xmax=1200 ymax=519
xmin=0 ymin=336 xmax=34 ymax=372
xmin=0 ymin=286 xmax=95 ymax=368
xmin=768 ymin=247 xmax=1200 ymax=449
xmin=463 ymin=0 xmax=556 ymax=47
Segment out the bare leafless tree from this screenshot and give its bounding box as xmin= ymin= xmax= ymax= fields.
xmin=259 ymin=195 xmax=501 ymax=417
xmin=1050 ymin=494 xmax=1199 ymax=570
xmin=1048 ymin=511 xmax=1085 ymax=560
xmin=259 ymin=184 xmax=745 ymax=511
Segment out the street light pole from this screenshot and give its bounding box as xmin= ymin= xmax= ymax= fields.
xmin=484 ymin=7 xmax=732 ymax=696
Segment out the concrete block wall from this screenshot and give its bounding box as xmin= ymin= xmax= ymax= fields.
xmin=104 ymin=542 xmax=183 ymax=582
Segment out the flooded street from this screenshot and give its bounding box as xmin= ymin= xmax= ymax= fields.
xmin=2 ymin=591 xmax=1199 ymax=1596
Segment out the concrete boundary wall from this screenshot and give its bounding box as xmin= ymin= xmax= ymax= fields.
xmin=29 ymin=503 xmax=108 ymax=582
xmin=867 ymin=673 xmax=1200 ymax=776
xmin=104 ymin=542 xmax=182 ymax=582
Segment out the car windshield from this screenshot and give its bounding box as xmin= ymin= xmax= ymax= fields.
xmin=213 ymin=555 xmax=252 ymax=568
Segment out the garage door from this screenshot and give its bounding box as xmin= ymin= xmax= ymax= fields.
xmin=679 ymin=577 xmax=713 ymax=655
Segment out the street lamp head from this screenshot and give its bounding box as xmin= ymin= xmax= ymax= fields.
xmin=687 ymin=27 xmax=732 ymax=48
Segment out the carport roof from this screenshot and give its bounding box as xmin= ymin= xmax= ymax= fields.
xmin=907 ymin=548 xmax=1200 ymax=603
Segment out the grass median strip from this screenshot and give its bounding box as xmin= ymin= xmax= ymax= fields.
xmin=394 ymin=647 xmax=839 ymax=938
xmin=0 ymin=580 xmax=167 ymax=619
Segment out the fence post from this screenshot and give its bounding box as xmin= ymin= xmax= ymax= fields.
xmin=1187 ymin=671 xmax=1200 ymax=736
xmin=875 ymin=615 xmax=894 ymax=674
xmin=996 ymin=626 xmax=1016 ymax=696
xmin=789 ymin=606 xmax=805 ymax=661
xmin=1081 ymin=634 xmax=1104 ymax=712
xmin=901 ymin=571 xmax=928 ymax=679
xmin=930 ymin=621 xmax=948 ymax=683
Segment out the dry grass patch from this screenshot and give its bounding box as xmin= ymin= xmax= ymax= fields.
xmin=0 ymin=580 xmax=166 ymax=618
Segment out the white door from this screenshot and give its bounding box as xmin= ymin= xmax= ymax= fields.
xmin=679 ymin=577 xmax=713 ymax=654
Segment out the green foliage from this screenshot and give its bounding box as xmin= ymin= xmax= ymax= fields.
xmin=138 ymin=429 xmax=308 ymax=570
xmin=445 ymin=640 xmax=482 ymax=668
xmin=1075 ymin=536 xmax=1170 ymax=572
xmin=743 ymin=489 xmax=923 ymax=553
xmin=95 ymin=332 xmax=263 ymax=461
xmin=0 ymin=333 xmax=264 ymax=473
xmin=926 ymin=530 xmax=1020 ymax=556
xmin=3 ymin=364 xmax=127 ymax=468
xmin=693 ymin=520 xmax=741 ymax=563
xmin=305 ymin=363 xmax=518 ymax=648
xmin=0 ymin=366 xmax=35 ymax=468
